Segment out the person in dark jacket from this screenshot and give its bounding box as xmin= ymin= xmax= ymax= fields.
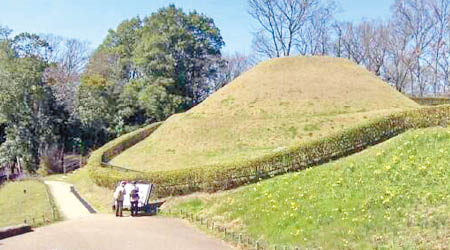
xmin=130 ymin=181 xmax=140 ymax=216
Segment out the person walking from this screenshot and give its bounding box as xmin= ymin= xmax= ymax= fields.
xmin=130 ymin=181 xmax=140 ymax=217
xmin=114 ymin=181 xmax=127 ymax=217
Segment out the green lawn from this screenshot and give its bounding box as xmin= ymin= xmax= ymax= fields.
xmin=0 ymin=180 xmax=59 ymax=227
xmin=171 ymin=128 xmax=450 ymax=249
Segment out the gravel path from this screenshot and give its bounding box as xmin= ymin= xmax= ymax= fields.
xmin=44 ymin=181 xmax=91 ymax=220
xmin=0 ymin=215 xmax=233 ymax=250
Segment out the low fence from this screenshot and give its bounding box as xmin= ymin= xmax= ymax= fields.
xmin=410 ymin=97 xmax=450 ymax=106
xmin=88 ymin=105 xmax=450 ymax=198
xmin=167 ymin=209 xmax=302 ymax=250
xmin=64 ymin=155 xmax=88 ymax=173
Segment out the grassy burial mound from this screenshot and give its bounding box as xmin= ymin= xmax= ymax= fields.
xmin=172 ymin=128 xmax=450 ymax=249
xmin=112 ymin=56 xmax=418 ymax=172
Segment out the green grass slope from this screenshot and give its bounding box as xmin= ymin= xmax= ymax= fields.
xmin=0 ymin=180 xmax=59 ymax=227
xmin=172 ymin=128 xmax=450 ymax=249
xmin=112 ymin=56 xmax=418 ymax=171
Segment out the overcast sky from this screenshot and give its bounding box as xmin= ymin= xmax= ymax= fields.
xmin=0 ymin=0 xmax=394 ymax=54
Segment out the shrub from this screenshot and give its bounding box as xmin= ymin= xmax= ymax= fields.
xmin=411 ymin=97 xmax=450 ymax=106
xmin=88 ymin=105 xmax=450 ymax=197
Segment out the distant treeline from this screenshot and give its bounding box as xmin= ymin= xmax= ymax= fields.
xmin=0 ymin=5 xmax=243 ymax=173
xmin=248 ymin=0 xmax=449 ymax=97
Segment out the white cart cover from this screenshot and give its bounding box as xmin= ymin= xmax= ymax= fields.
xmin=121 ymin=183 xmax=153 ymax=209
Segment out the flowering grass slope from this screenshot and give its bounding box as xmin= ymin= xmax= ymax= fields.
xmin=172 ymin=128 xmax=450 ymax=249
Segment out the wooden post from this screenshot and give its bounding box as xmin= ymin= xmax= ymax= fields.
xmin=62 ymin=146 xmax=65 ymax=175
xmin=16 ymin=156 xmax=21 ymax=175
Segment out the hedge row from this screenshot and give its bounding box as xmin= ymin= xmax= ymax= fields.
xmin=88 ymin=105 xmax=450 ymax=197
xmin=411 ymin=97 xmax=450 ymax=106
xmin=86 ymin=122 xmax=161 ymax=183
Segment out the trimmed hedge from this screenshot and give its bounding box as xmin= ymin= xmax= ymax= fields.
xmin=88 ymin=106 xmax=450 ymax=197
xmin=86 ymin=122 xmax=161 ymax=186
xmin=411 ymin=97 xmax=450 ymax=106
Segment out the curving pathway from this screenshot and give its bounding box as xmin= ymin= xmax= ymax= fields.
xmin=0 ymin=215 xmax=232 ymax=250
xmin=44 ymin=181 xmax=92 ymax=220
xmin=0 ymin=181 xmax=232 ymax=250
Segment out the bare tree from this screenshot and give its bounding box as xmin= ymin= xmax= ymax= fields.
xmin=215 ymin=52 xmax=253 ymax=89
xmin=392 ymin=0 xmax=436 ymax=96
xmin=295 ymin=2 xmax=334 ymax=55
xmin=332 ymin=21 xmax=344 ymax=57
xmin=42 ymin=35 xmax=90 ymax=112
xmin=338 ymin=22 xmax=365 ymax=64
xmin=249 ymin=0 xmax=334 ymax=58
xmin=359 ymin=21 xmax=389 ymax=76
xmin=384 ymin=20 xmax=415 ymax=92
xmin=248 ymin=0 xmax=448 ymax=96
xmin=429 ymin=0 xmax=449 ymax=95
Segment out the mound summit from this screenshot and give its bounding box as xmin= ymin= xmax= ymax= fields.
xmin=112 ymin=56 xmax=418 ymax=171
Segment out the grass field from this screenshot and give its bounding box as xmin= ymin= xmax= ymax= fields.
xmin=0 ymin=180 xmax=59 ymax=227
xmin=171 ymin=128 xmax=450 ymax=249
xmin=112 ymin=56 xmax=418 ymax=172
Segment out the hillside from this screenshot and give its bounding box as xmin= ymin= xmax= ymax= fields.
xmin=112 ymin=56 xmax=419 ymax=171
xmin=172 ymin=128 xmax=450 ymax=249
